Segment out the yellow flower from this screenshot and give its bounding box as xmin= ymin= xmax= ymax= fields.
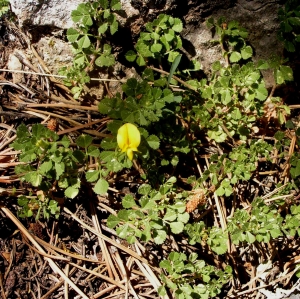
xmin=117 ymin=123 xmax=141 ymax=160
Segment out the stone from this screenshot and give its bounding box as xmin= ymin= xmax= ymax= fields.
xmin=7 ymin=50 xmax=23 ymax=83
xmin=10 ymin=0 xmax=83 ymax=29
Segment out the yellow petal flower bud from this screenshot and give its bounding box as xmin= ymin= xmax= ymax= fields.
xmin=117 ymin=123 xmax=141 ymax=160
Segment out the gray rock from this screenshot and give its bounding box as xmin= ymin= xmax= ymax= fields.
xmin=10 ymin=0 xmax=83 ymax=29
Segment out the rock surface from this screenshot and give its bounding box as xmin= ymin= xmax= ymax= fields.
xmin=10 ymin=0 xmax=83 ymax=29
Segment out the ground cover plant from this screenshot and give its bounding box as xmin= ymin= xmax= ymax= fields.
xmin=0 ymin=0 xmax=300 ymax=298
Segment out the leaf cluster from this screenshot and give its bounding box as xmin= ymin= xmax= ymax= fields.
xmin=107 ymin=177 xmax=190 ymax=245
xmin=158 ymin=252 xmax=232 ymax=299
xmin=278 ymin=0 xmax=300 ymax=52
xmin=0 ymin=0 xmax=9 ymax=17
xmin=125 ymin=14 xmax=183 ymax=65
xmin=59 ymin=0 xmax=121 ymax=98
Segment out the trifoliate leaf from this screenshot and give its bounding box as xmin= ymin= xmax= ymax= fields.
xmin=87 ymin=145 xmax=100 ymax=157
xmin=76 ymin=134 xmax=93 ymax=148
xmin=71 ymin=4 xmax=93 ymax=26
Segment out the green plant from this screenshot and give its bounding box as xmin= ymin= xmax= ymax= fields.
xmin=278 ymin=0 xmax=300 ymax=52
xmin=158 ymin=252 xmax=232 ymax=299
xmin=11 ymin=123 xmax=135 ymax=219
xmin=125 ymin=14 xmax=183 ymax=65
xmin=0 ymin=0 xmax=10 ymax=17
xmin=11 ymin=3 xmax=300 ymax=297
xmin=107 ymin=177 xmax=190 ymax=244
xmin=59 ymin=0 xmax=121 ymax=98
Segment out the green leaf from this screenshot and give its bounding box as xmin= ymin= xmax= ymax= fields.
xmin=39 ymin=161 xmax=52 ymax=175
xmin=107 ymin=214 xmax=120 ymax=228
xmin=168 ymin=54 xmax=181 ymax=87
xmin=78 ymin=35 xmax=91 ymax=49
xmin=76 ymin=134 xmax=93 ymax=148
xmin=136 ymin=55 xmax=146 ymax=66
xmin=153 ymin=230 xmax=167 ymax=244
xmin=177 ymin=212 xmax=190 ymax=224
xmin=25 ymin=172 xmax=42 ymax=187
xmin=95 ymin=54 xmax=115 ymax=67
xmin=86 ymin=170 xmax=100 ymax=182
xmin=65 ymin=186 xmax=79 ymax=199
xmin=168 ymin=51 xmax=180 ymax=62
xmin=151 ymin=43 xmax=162 ymax=53
xmin=163 ymin=209 xmax=177 ymax=221
xmin=241 ymin=46 xmax=253 ymax=60
xmin=125 ymin=50 xmax=137 ymax=62
xmin=55 ymin=162 xmax=65 ymax=180
xmin=138 ymin=184 xmax=151 ymax=195
xmin=93 ymin=178 xmax=109 ymax=195
xmin=110 ymin=0 xmax=121 ymax=10
xmin=245 ymin=231 xmax=256 ymax=243
xmin=147 ymin=135 xmax=160 ymax=149
xmin=229 ymin=51 xmax=242 ymax=63
xmin=72 ymin=150 xmax=85 ymax=163
xmin=99 ymin=0 xmax=109 ymax=9
xmin=71 ymin=4 xmax=93 ymax=26
xmin=110 ymin=20 xmax=118 ymax=35
xmin=99 ymin=23 xmax=108 ymax=34
xmin=275 ymin=69 xmax=284 ymax=84
xmin=170 ymin=221 xmax=184 ymax=234
xmin=122 ymin=194 xmax=137 ymax=208
xmin=172 ymin=18 xmax=183 ymax=32
xmin=87 ymin=145 xmax=100 ymax=157
xmin=116 ymin=224 xmax=129 ymax=239
xmin=67 ymin=28 xmax=80 ymax=42
xmin=103 ymin=44 xmax=112 ymax=55
xmin=280 ymin=65 xmax=293 ymax=81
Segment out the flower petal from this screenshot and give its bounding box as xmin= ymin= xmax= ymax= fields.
xmin=117 ymin=124 xmax=129 ymax=151
xmin=127 ymin=148 xmax=134 ymax=160
xmin=117 ymin=123 xmax=141 ymax=160
xmin=126 ymin=123 xmax=141 ymax=148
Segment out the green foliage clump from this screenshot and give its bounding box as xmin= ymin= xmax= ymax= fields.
xmin=158 ymin=252 xmax=232 ymax=299
xmin=11 ymin=2 xmax=300 ymax=298
xmin=0 ymin=0 xmax=9 ymax=17
xmin=126 ymin=14 xmax=183 ymax=65
xmin=59 ymin=0 xmax=121 ymax=98
xmin=278 ymin=0 xmax=300 ymax=52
